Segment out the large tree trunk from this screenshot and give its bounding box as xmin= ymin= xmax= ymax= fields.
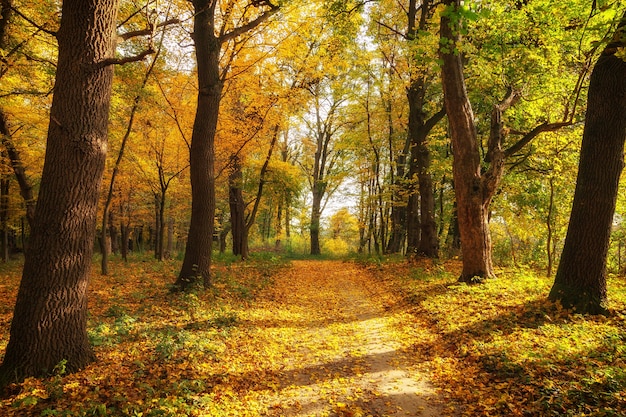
xmin=176 ymin=0 xmax=220 ymax=289
xmin=0 ymin=0 xmax=118 ymax=384
xmin=549 ymin=18 xmax=626 ymax=315
xmin=440 ymin=0 xmax=495 ymax=281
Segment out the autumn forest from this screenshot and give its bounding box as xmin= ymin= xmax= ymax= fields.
xmin=0 ymin=0 xmax=625 ymax=415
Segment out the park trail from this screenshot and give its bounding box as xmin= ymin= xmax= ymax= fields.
xmin=243 ymin=259 xmax=445 ymax=416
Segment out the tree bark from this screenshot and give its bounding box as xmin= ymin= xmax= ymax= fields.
xmin=405 ymin=0 xmax=442 ymax=258
xmin=176 ymin=0 xmax=277 ymax=288
xmin=0 ymin=111 xmax=35 ymax=228
xmin=440 ymin=0 xmax=495 ymax=281
xmin=0 ymin=0 xmax=118 ymax=384
xmin=549 ymin=17 xmax=626 ymax=315
xmin=310 ymin=182 xmax=323 ymax=255
xmin=229 ymin=154 xmax=247 ymax=258
xmin=0 ymin=177 xmax=9 ymax=262
xmin=175 ymin=1 xmax=220 ymax=289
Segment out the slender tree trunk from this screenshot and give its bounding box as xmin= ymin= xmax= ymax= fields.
xmin=100 ymin=50 xmax=158 ymax=274
xmin=120 ymin=222 xmax=129 ymax=261
xmin=549 ymin=18 xmax=626 ymax=315
xmin=546 ymin=177 xmax=555 ymax=277
xmin=154 ymin=194 xmax=162 ymax=260
xmin=157 ymin=192 xmax=166 ymax=261
xmin=176 ymin=1 xmax=220 ymax=289
xmin=0 ymin=0 xmax=118 ymax=384
xmin=229 ymin=155 xmax=246 ymax=257
xmin=166 ymin=217 xmax=174 ymax=258
xmin=310 ymin=183 xmax=322 ymax=255
xmin=0 ymin=111 xmax=35 ymax=228
xmin=386 ymin=153 xmax=407 ymax=254
xmin=109 ymin=210 xmax=118 ymax=254
xmin=1 ymin=177 xmax=9 ymax=262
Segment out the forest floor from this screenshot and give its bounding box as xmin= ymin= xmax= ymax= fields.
xmin=251 ymin=260 xmax=445 ymax=416
xmin=1 ymin=254 xmax=626 ymax=416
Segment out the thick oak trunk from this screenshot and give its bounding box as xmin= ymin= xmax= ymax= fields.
xmin=0 ymin=0 xmax=118 ymax=384
xmin=176 ymin=0 xmax=220 ymax=289
xmin=549 ymin=20 xmax=626 ymax=315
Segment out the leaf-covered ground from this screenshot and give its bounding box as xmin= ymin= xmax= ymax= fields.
xmin=1 ymin=255 xmax=625 ymax=416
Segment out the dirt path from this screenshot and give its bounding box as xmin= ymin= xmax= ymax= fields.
xmin=245 ymin=260 xmax=444 ymax=416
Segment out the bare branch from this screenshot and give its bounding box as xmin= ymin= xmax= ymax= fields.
xmin=95 ymin=47 xmax=155 ymax=69
xmin=375 ymin=20 xmax=408 ymax=40
xmin=11 ymin=6 xmax=57 ymax=37
xmin=117 ymin=18 xmax=181 ymax=42
xmin=219 ymin=4 xmax=279 ymax=44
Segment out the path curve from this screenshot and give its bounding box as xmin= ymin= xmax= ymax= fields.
xmin=247 ymin=260 xmax=444 ymax=416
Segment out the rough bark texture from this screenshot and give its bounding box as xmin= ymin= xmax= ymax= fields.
xmin=549 ymin=19 xmax=626 ymax=315
xmin=0 ymin=0 xmax=118 ymax=384
xmin=176 ymin=0 xmax=277 ymax=287
xmin=440 ymin=0 xmax=495 ymax=281
xmin=176 ymin=0 xmax=219 ymax=289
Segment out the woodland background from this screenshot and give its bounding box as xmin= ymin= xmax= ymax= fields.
xmin=0 ymin=0 xmax=623 ymax=270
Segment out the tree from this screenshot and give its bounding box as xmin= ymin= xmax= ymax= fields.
xmin=549 ymin=13 xmax=626 ymax=315
xmin=404 ymin=0 xmax=445 ymax=258
xmin=175 ymin=0 xmax=278 ymax=289
xmin=440 ymin=0 xmax=577 ymax=281
xmin=0 ymin=0 xmax=120 ymax=383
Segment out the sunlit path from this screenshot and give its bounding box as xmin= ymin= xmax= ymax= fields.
xmin=240 ymin=260 xmax=444 ymax=416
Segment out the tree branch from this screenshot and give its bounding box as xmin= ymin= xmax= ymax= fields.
xmin=95 ymin=47 xmax=155 ymax=69
xmin=375 ymin=20 xmax=408 ymax=40
xmin=504 ymin=121 xmax=573 ymax=158
xmin=117 ymin=18 xmax=181 ymax=42
xmin=11 ymin=6 xmax=57 ymax=37
xmin=219 ymin=4 xmax=280 ymax=44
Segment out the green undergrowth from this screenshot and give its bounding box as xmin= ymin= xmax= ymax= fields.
xmin=366 ymin=259 xmax=626 ymax=416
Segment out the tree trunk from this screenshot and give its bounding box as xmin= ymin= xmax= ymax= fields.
xmin=157 ymin=192 xmax=166 ymax=261
xmin=0 ymin=177 xmax=9 ymax=262
xmin=386 ymin=152 xmax=407 ymax=254
xmin=229 ymin=155 xmax=246 ymax=258
xmin=404 ymin=0 xmax=441 ymax=258
xmin=310 ymin=182 xmax=322 ymax=255
xmin=120 ymin=222 xmax=129 ymax=262
xmin=440 ymin=0 xmax=495 ymax=281
xmin=109 ymin=210 xmax=118 ymax=255
xmin=0 ymin=111 xmax=35 ymax=228
xmin=176 ymin=0 xmax=220 ymax=289
xmin=166 ymin=217 xmax=173 ymax=258
xmin=405 ymin=85 xmax=422 ymax=255
xmin=549 ymin=19 xmax=626 ymax=315
xmin=0 ymin=0 xmax=118 ymax=384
